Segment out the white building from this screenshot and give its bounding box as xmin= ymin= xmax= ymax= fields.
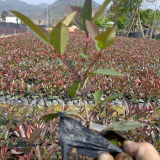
xmin=6 ymin=16 xmax=21 ymax=24
xmin=107 ymin=22 xmax=114 ymax=25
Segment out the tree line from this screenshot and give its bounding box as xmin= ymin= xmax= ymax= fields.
xmin=102 ymin=0 xmax=159 ymax=39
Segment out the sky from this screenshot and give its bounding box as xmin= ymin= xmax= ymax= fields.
xmin=21 ymin=0 xmax=105 ymax=5
xmin=21 ymin=0 xmax=160 ymax=9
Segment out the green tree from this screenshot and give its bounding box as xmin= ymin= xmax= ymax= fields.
xmin=140 ymin=9 xmax=160 ymax=27
xmin=95 ymin=15 xmax=112 ymax=28
xmin=117 ymin=14 xmax=129 ymax=29
xmin=140 ymin=9 xmax=153 ymax=24
xmin=110 ymin=0 xmax=138 ymax=20
xmin=1 ymin=11 xmax=8 ymax=21
xmin=79 ymin=5 xmax=83 ymax=9
xmin=109 ymin=0 xmax=143 ymax=29
xmin=68 ymin=20 xmax=75 ymax=27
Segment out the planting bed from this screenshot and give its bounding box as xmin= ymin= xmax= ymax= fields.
xmin=0 ymin=32 xmax=159 ymax=101
xmin=0 ymin=33 xmax=160 ymax=158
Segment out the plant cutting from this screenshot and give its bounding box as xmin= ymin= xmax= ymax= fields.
xmin=10 ymin=0 xmax=125 ymax=128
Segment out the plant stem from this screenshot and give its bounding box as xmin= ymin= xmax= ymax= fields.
xmin=82 ymin=77 xmax=89 ymax=90
xmin=82 ymin=93 xmax=90 ymax=127
xmin=86 ymin=34 xmax=90 ymax=52
xmin=84 ymin=51 xmax=102 ymax=76
xmin=50 ymin=45 xmax=80 ymax=79
xmin=75 ymin=113 xmax=86 ymax=122
xmin=28 ymin=140 xmax=30 ymax=156
xmin=82 ymin=34 xmax=90 ymax=69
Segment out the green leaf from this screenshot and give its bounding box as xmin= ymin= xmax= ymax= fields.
xmin=75 ymin=17 xmax=84 ymax=30
xmin=82 ymin=77 xmax=89 ymax=90
xmin=79 ymin=53 xmax=89 ymax=62
xmin=69 ymin=82 xmax=80 ymax=98
xmin=95 ymin=26 xmax=117 ymax=50
xmin=64 ymin=59 xmax=75 ymax=71
xmin=96 ymin=43 xmax=101 ymax=52
xmin=94 ymin=89 xmax=103 ymax=105
xmin=37 ymin=25 xmax=50 ymax=40
xmin=87 ymin=69 xmax=125 ymax=77
xmin=0 ymin=115 xmax=7 ymax=125
xmin=10 ymin=10 xmax=49 ymax=45
xmin=30 ymin=128 xmax=42 ymax=143
xmin=86 ymin=20 xmax=100 ymax=41
xmin=101 ymin=121 xmax=144 ymax=133
xmin=70 ymin=6 xmax=84 ymax=30
xmin=152 ymin=126 xmax=159 ymax=142
xmin=63 ymin=111 xmax=76 ymax=115
xmin=56 ymin=57 xmax=65 ymax=66
xmin=133 ymin=115 xmax=136 ymax=121
xmin=1 ymin=129 xmax=9 ymax=140
xmin=92 ymin=0 xmax=112 ymax=22
xmin=98 ymin=93 xmax=122 ymax=105
xmin=43 ymin=111 xmax=76 ymax=123
xmin=82 ymin=0 xmax=92 ymax=32
xmin=63 ymin=12 xmax=77 ymax=26
xmin=43 ymin=113 xmax=59 ymax=123
xmin=50 ymin=22 xmax=69 ymax=55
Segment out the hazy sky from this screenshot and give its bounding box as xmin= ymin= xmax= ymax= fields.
xmin=21 ymin=0 xmax=105 ymax=5
xmin=21 ymin=0 xmax=160 ymax=9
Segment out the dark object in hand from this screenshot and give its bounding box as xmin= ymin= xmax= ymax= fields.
xmin=58 ymin=113 xmax=125 ymax=160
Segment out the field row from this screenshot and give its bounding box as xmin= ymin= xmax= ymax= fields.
xmin=0 ymin=33 xmax=160 ymax=102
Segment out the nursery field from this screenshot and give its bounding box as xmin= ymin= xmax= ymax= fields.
xmin=0 ymin=33 xmax=160 ymax=101
xmin=0 ymin=32 xmax=160 ymax=159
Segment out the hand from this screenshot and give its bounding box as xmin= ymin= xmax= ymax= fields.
xmin=98 ymin=140 xmax=160 ymax=160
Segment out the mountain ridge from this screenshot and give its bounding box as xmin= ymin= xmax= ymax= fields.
xmin=0 ymin=0 xmax=48 ymax=16
xmin=30 ymin=0 xmax=100 ymax=23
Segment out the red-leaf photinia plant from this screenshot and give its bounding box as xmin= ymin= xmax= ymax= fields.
xmin=8 ymin=0 xmax=126 ymax=127
xmin=0 ymin=33 xmax=159 ymax=103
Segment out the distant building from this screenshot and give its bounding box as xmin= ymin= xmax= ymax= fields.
xmin=0 ymin=17 xmax=3 ymax=22
xmin=6 ymin=16 xmax=21 ymax=24
xmin=41 ymin=20 xmax=46 ymax=25
xmin=32 ymin=19 xmax=46 ymax=25
xmin=107 ymin=22 xmax=114 ymax=25
xmin=32 ymin=19 xmax=39 ymax=25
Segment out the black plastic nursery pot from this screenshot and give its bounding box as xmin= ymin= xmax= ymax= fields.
xmin=116 ymin=32 xmax=125 ymax=37
xmin=128 ymin=32 xmax=143 ymax=39
xmin=152 ymin=34 xmax=160 ymax=40
xmin=58 ymin=113 xmax=127 ymax=160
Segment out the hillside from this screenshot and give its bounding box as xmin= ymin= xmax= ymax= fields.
xmin=30 ymin=0 xmax=100 ymax=23
xmin=37 ymin=3 xmax=49 ymax=9
xmin=0 ymin=0 xmax=48 ymax=16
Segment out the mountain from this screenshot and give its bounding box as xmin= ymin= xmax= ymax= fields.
xmin=0 ymin=0 xmax=48 ymax=16
xmin=37 ymin=3 xmax=48 ymax=9
xmin=30 ymin=0 xmax=100 ymax=23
